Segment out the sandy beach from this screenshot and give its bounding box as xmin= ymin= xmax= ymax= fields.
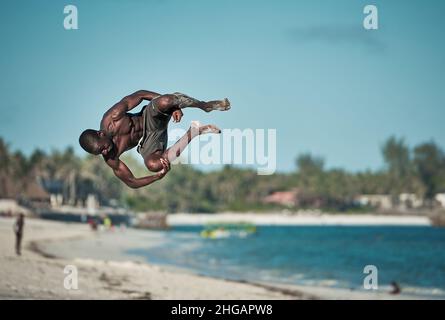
xmin=0 ymin=217 xmax=432 ymax=300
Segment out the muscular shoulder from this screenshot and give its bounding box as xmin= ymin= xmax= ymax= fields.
xmin=103 ymin=141 xmax=126 ymax=164
xmin=101 ymin=100 xmax=128 ymax=129
xmin=100 ymin=114 xmax=111 ymax=131
xmin=103 ymin=154 xmax=120 ymax=169
xmin=100 ymin=111 xmax=122 ymax=135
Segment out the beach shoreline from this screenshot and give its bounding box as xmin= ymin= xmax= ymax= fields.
xmin=0 ymin=217 xmax=435 ymax=300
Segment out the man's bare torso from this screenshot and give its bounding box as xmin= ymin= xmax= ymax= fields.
xmin=100 ymin=109 xmax=145 ymax=159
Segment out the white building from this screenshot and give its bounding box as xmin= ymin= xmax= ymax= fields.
xmin=399 ymin=193 xmax=423 ymax=209
xmin=356 ymin=194 xmax=393 ymax=210
xmin=435 ymin=194 xmax=445 ymax=208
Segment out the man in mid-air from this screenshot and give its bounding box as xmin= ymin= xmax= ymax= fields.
xmin=79 ymin=91 xmax=230 ymax=188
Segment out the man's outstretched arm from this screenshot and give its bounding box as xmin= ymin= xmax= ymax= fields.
xmin=105 ymin=157 xmax=169 ymax=189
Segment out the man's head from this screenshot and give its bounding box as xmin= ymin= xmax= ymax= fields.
xmin=79 ymin=129 xmax=114 ymax=156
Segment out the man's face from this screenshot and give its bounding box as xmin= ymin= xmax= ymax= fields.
xmin=96 ymin=132 xmax=113 ymax=156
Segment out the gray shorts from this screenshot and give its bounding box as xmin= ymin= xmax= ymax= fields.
xmin=137 ymin=100 xmax=171 ymax=159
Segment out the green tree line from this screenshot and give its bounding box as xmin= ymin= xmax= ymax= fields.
xmin=1 ymin=136 xmax=444 ymax=213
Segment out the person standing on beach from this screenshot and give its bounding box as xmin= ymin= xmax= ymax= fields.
xmin=13 ymin=214 xmax=24 ymax=256
xmin=79 ymin=90 xmax=230 ymax=188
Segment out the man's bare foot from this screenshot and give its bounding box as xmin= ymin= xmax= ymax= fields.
xmin=191 ymin=121 xmax=221 ymax=135
xmin=203 ymin=98 xmax=231 ymax=112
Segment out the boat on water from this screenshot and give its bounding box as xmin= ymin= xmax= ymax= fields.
xmin=200 ymin=222 xmax=257 ymax=239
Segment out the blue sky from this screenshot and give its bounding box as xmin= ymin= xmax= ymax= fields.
xmin=1 ymin=0 xmax=444 ymax=172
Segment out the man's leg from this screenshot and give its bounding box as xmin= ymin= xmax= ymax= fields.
xmin=154 ymin=93 xmax=231 ymax=114
xmin=144 ymin=122 xmax=221 ymax=171
xmin=15 ymin=233 xmax=22 ymax=255
xmin=163 ymin=121 xmax=221 ymax=163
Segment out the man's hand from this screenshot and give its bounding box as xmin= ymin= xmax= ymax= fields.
xmin=155 ymin=157 xmax=171 ymax=180
xmin=172 ymin=109 xmax=183 ymax=123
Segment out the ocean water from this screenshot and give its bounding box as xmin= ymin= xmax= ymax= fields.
xmin=127 ymin=226 xmax=445 ymax=297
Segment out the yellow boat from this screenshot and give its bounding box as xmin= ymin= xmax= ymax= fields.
xmin=200 ymin=223 xmax=256 ymax=239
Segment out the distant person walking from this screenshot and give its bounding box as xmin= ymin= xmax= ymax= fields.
xmin=13 ymin=214 xmax=25 ymax=256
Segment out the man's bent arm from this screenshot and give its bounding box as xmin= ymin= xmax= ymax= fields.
xmin=105 ymin=158 xmax=163 ymax=189
xmin=104 ymin=90 xmax=161 ymax=121
xmin=120 ymin=90 xmax=161 ymax=111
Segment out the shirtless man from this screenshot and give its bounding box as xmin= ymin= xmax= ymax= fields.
xmin=79 ymin=90 xmax=230 ymax=188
